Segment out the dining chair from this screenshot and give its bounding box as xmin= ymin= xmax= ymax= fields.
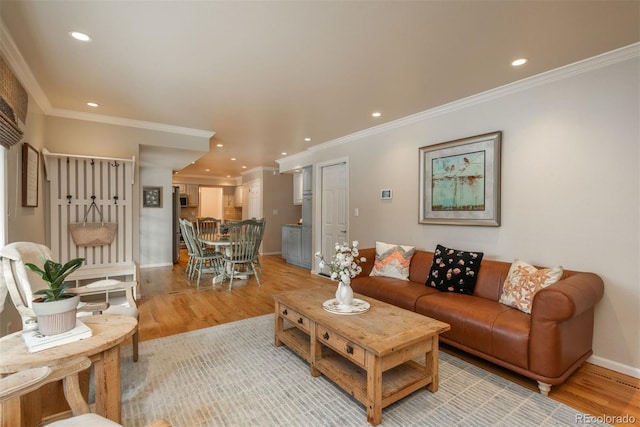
xmin=0 ymin=356 xmax=170 ymax=427
xmin=250 ymin=218 xmax=266 ymax=275
xmin=0 ymin=242 xmax=140 ymax=362
xmin=196 ymin=217 xmax=221 ymax=244
xmin=225 ymin=219 xmax=263 ymax=290
xmin=179 ymin=219 xmax=196 ymax=277
xmin=181 ymin=220 xmax=225 ymax=287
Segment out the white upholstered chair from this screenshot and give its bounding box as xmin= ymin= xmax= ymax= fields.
xmin=0 ymin=356 xmax=170 ymax=426
xmin=0 ymin=242 xmax=139 ymax=361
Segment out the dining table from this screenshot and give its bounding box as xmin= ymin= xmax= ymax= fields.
xmin=197 ymin=234 xmax=248 ymax=284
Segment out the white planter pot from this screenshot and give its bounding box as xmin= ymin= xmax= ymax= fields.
xmin=32 ymin=295 xmax=79 ymax=336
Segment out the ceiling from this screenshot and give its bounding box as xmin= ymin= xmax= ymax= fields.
xmin=2 ymin=1 xmax=639 ymax=178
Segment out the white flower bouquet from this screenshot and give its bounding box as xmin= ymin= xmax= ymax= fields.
xmin=315 ymin=241 xmax=366 ymax=286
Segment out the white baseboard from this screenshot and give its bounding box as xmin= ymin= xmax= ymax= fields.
xmin=140 ymin=262 xmax=173 ymax=269
xmin=262 ymin=251 xmax=281 ymax=256
xmin=588 ymin=355 xmax=640 ymax=379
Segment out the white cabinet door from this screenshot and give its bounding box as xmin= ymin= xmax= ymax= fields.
xmin=234 ymin=186 xmax=243 ymax=207
xmin=293 ymin=171 xmax=303 ymax=205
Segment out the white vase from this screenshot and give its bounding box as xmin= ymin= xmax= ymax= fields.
xmin=335 ymin=282 xmax=354 ymax=307
xmin=32 ymin=295 xmax=79 ymax=336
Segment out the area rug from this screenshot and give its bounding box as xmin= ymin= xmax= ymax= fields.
xmin=119 ymin=314 xmax=606 ymax=427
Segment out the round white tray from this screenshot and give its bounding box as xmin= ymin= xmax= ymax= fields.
xmin=322 ymin=298 xmax=370 ymax=315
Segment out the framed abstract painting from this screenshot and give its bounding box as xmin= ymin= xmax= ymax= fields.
xmin=419 ymin=131 xmax=501 ymax=226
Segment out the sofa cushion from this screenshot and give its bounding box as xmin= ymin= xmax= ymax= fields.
xmin=351 ymin=275 xmax=438 ymax=312
xmin=499 ymin=259 xmax=563 ymax=314
xmin=426 ymin=244 xmax=483 ymax=295
xmin=369 ymin=241 xmax=415 ymax=280
xmin=415 ymin=293 xmax=530 ymax=369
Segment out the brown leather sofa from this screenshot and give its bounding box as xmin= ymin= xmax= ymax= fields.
xmin=351 ymin=247 xmax=604 ymax=395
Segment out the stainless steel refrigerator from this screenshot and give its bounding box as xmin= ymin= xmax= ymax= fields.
xmin=172 ymin=185 xmax=181 ymax=263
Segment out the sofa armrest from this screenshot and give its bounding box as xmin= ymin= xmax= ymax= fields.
xmin=531 ymin=272 xmax=604 ymax=321
xmin=356 ymin=248 xmax=376 ymax=277
xmin=529 ymin=272 xmax=604 ymax=380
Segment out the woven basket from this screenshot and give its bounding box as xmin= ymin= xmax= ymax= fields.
xmin=69 ymin=222 xmax=117 ymax=247
xmin=69 ymin=200 xmax=117 ymax=247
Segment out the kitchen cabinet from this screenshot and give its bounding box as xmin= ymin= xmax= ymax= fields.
xmin=282 ymin=225 xmax=302 ymax=267
xmin=178 ymin=184 xmax=199 ymax=207
xmin=293 ymin=171 xmax=303 ymax=205
xmin=234 ymin=186 xmax=243 ymax=207
xmin=301 ymin=226 xmax=312 ymax=267
xmin=223 ymin=187 xmax=235 ymax=207
xmin=302 ymin=166 xmax=312 ymax=194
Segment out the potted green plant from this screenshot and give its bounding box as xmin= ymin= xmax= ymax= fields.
xmin=25 ymin=257 xmax=85 ymax=335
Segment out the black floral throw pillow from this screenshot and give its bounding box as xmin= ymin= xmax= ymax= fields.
xmin=426 ymin=244 xmax=484 ymax=295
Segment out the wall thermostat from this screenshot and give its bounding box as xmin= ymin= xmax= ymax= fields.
xmin=380 ymin=189 xmax=392 ymax=200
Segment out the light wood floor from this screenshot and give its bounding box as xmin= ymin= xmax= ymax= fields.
xmin=138 ymin=250 xmax=639 ymax=426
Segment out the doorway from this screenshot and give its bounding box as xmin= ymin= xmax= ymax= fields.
xmin=319 ymin=160 xmax=348 ymax=275
xmin=199 ymin=187 xmax=224 ymax=220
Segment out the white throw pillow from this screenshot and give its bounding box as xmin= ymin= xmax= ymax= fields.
xmin=369 ymin=241 xmax=416 ymax=281
xmin=499 ymin=259 xmax=563 ymax=314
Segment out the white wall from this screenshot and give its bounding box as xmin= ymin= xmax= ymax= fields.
xmin=139 ymin=167 xmax=174 ymax=268
xmin=302 ymin=50 xmax=640 ymax=376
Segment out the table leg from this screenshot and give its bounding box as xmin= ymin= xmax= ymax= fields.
xmin=93 ymin=346 xmax=122 ymax=423
xmin=426 ymin=335 xmax=439 ymax=392
xmin=366 ymin=352 xmax=383 ymax=426
xmin=274 ymin=307 xmax=283 ymax=347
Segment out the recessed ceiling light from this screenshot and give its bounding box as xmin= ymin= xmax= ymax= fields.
xmin=86 ymin=102 xmax=99 ymax=108
xmin=205 ymin=168 xmax=210 ymax=172
xmin=372 ymin=112 xmax=381 ymax=117
xmin=226 ymin=175 xmax=231 ymax=178
xmin=216 ymin=143 xmax=223 ymax=147
xmin=304 ymin=138 xmax=311 ymax=142
xmin=69 ymin=31 xmax=92 ymax=42
xmin=281 ymin=152 xmax=287 ymax=156
xmin=230 ymin=157 xmax=237 ymax=161
xmin=511 ymin=58 xmax=527 ymax=66
xmin=242 ymin=165 xmax=247 ymax=169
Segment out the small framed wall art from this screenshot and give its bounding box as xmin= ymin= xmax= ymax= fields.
xmin=143 ymin=186 xmax=162 ymax=208
xmin=22 ymin=143 xmax=39 ymax=207
xmin=419 ymin=131 xmax=501 ymax=226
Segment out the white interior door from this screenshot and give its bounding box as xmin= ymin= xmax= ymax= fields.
xmin=246 ymin=179 xmax=262 ymax=219
xmin=321 ymin=162 xmax=348 ymax=275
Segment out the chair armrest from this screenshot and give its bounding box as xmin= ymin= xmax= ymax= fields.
xmin=531 ymin=272 xmax=604 ymax=321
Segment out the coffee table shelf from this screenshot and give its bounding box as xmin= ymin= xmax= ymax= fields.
xmin=278 ymin=326 xmax=311 ymax=362
xmin=315 ymin=353 xmax=434 ymax=408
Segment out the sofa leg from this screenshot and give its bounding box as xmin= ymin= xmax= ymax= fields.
xmin=537 ymin=381 xmax=551 ymax=396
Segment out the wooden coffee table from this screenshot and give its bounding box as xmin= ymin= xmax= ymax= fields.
xmin=273 ymin=287 xmax=450 ymax=426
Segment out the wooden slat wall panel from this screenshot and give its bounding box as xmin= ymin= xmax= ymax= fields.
xmin=49 ymin=156 xmax=134 ymax=267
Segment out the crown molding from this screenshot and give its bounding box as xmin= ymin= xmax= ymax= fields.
xmin=304 ymin=42 xmax=640 ymax=154
xmin=50 ymin=108 xmax=215 ymax=138
xmin=0 ymin=19 xmax=51 ymax=112
xmin=1 ymin=18 xmax=215 ymax=139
